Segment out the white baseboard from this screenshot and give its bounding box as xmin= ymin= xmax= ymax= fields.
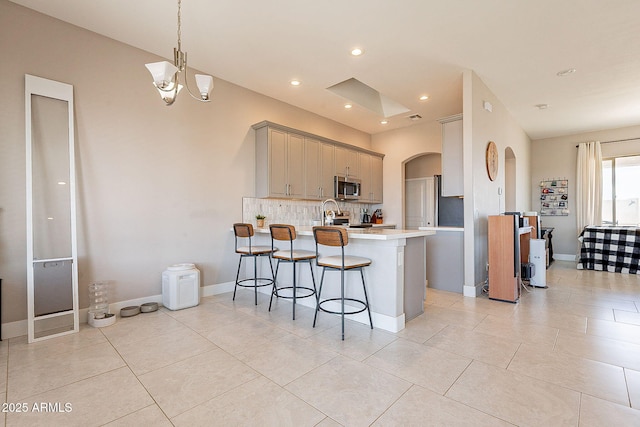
xmin=554 ymin=253 xmax=577 ymax=261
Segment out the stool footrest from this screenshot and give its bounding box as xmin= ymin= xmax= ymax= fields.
xmin=236 ymin=277 xmax=274 ymax=288
xmin=272 ymin=286 xmax=316 ymax=299
xmin=317 ymin=298 xmax=368 ymax=316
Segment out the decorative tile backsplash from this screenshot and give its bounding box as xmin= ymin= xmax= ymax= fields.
xmin=243 ymin=197 xmax=371 ymax=226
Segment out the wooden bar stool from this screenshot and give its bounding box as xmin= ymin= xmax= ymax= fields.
xmin=312 ymin=226 xmax=373 ymax=340
xmin=233 ymin=223 xmax=276 ymax=305
xmin=269 ymin=224 xmax=317 ymax=320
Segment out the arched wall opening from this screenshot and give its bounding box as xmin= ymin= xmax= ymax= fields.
xmin=505 ymin=147 xmax=516 ymax=212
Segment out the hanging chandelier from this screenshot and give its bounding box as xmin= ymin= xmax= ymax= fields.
xmin=144 ymin=0 xmax=213 ymax=106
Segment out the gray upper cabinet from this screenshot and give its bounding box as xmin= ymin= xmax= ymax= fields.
xmin=255 ymin=126 xmax=305 ymax=198
xmin=438 ymin=114 xmax=463 ymax=197
xmin=359 ymin=152 xmax=384 ymax=203
xmin=253 ymin=121 xmax=383 ymax=202
xmin=335 ymin=146 xmax=359 ymax=178
xmin=304 ymin=138 xmax=334 ymax=199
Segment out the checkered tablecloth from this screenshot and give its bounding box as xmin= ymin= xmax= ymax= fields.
xmin=578 ymin=226 xmax=640 ymax=273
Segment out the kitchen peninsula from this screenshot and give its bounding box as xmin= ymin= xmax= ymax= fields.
xmin=249 ymin=226 xmax=435 ymax=332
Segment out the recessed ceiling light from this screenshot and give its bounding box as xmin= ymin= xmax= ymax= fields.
xmin=380 ymin=120 xmax=389 ymax=125
xmin=419 ymin=95 xmax=429 ymax=101
xmin=556 ymin=68 xmax=576 ymax=77
xmin=57 ymin=181 xmax=67 ymax=185
xmin=344 ymin=104 xmax=353 ymax=109
xmin=351 ymin=48 xmax=363 ymax=56
xmin=535 ymin=104 xmax=549 ymax=110
xmin=290 ymin=80 xmax=301 ymax=86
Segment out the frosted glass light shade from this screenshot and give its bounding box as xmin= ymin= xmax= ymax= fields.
xmin=156 ymin=84 xmax=182 ymax=105
xmin=195 ymin=74 xmax=214 ymax=100
xmin=145 ymin=61 xmax=178 ymax=89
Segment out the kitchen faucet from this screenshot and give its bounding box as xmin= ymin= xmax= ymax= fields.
xmin=321 ymin=199 xmax=341 ymax=226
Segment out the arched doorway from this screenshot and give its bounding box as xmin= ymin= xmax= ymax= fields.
xmin=404 ymin=153 xmax=441 ymax=229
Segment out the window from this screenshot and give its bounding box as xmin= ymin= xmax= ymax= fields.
xmin=602 ymin=155 xmax=640 ymax=225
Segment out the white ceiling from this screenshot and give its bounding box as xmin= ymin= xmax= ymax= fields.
xmin=11 ymin=0 xmax=640 ymax=139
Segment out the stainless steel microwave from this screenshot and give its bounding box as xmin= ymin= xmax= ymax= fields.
xmin=334 ymin=176 xmax=361 ymax=200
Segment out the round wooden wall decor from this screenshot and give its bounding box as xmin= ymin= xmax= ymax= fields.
xmin=486 ymin=141 xmax=498 ymax=181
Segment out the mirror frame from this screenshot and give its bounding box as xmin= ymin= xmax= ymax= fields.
xmin=25 ymin=74 xmax=79 ymax=342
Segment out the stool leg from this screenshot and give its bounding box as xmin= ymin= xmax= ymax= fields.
xmin=253 ymin=255 xmax=258 ymax=305
xmin=269 ymin=259 xmax=281 ymax=312
xmin=341 ymin=268 xmax=345 ymax=341
xmin=233 ymin=255 xmax=243 ymax=301
xmin=308 ymin=260 xmax=317 ymax=301
xmin=292 ymin=261 xmax=297 ymax=320
xmin=313 ymin=268 xmax=326 ymax=328
xmin=361 ymin=269 xmax=373 ymax=329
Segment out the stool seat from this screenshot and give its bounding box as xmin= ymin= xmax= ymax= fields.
xmin=273 ymin=249 xmax=316 ymax=261
xmin=317 ymin=255 xmax=371 ymax=269
xmin=236 ymin=245 xmax=275 ymax=255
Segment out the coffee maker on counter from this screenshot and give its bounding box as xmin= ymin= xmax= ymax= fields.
xmin=361 ymin=208 xmax=370 ymax=224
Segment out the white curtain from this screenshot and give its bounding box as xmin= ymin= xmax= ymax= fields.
xmin=576 ymin=141 xmax=602 ymax=235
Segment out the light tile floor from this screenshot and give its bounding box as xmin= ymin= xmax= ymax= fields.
xmin=2 ymin=261 xmax=640 ymax=426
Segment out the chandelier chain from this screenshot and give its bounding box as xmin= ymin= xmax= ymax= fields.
xmin=176 ymin=0 xmax=182 ymax=51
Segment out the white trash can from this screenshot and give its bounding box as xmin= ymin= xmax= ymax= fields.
xmin=162 ymin=263 xmax=200 ymax=310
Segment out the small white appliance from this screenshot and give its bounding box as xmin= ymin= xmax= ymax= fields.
xmin=162 ymin=263 xmax=200 ymax=310
xmin=529 ymin=239 xmax=547 ymax=287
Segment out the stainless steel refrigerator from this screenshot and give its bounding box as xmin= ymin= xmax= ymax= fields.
xmin=434 ymin=175 xmax=464 ymax=227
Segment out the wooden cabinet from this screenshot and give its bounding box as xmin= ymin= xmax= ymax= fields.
xmin=304 ymin=138 xmax=334 ymax=199
xmin=438 ymin=114 xmax=463 ymax=197
xmin=335 ymin=146 xmax=359 ymax=178
xmin=488 ymin=215 xmax=519 ymax=302
xmin=255 ymin=127 xmax=304 ymax=198
xmin=359 ymin=152 xmax=384 ymax=203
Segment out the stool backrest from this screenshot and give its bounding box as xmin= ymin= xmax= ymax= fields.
xmin=233 ymin=223 xmax=254 ymax=238
xmin=313 ymin=226 xmax=348 ymax=247
xmin=233 ymin=223 xmax=254 ymax=253
xmin=270 ymin=224 xmax=296 ymax=241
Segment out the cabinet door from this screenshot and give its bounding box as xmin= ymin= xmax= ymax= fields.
xmin=359 ymin=153 xmax=372 ymax=202
xmin=405 ymin=179 xmax=427 ymax=229
xmin=335 ymin=146 xmax=359 ymax=178
xmin=287 ymin=133 xmax=305 ymax=198
xmin=304 ymin=138 xmax=321 ymax=199
xmin=371 ymin=155 xmax=383 ymax=203
xmin=320 ymin=142 xmax=335 ymax=199
xmin=269 ymin=128 xmax=288 ymax=197
xmin=441 ymin=118 xmax=463 ymax=196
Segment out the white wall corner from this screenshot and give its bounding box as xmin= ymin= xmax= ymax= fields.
xmin=464 ymin=282 xmax=483 ymax=297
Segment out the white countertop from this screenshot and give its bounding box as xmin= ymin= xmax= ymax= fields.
xmin=419 ymin=226 xmax=464 ymax=232
xmin=253 ymin=226 xmax=434 ymax=240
